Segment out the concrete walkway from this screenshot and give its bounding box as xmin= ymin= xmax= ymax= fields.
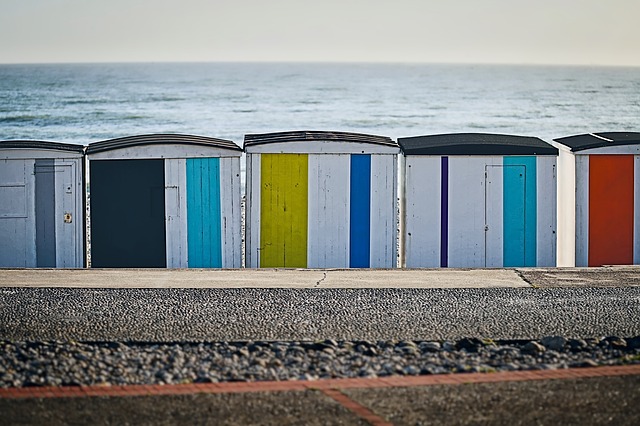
xmin=0 ymin=268 xmax=530 ymax=288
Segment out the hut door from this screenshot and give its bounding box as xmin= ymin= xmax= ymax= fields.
xmin=485 ymin=163 xmax=528 ymax=267
xmin=90 ymin=159 xmax=166 ymax=268
xmin=54 ymin=161 xmax=79 ymax=267
xmin=0 ymin=159 xmax=33 ymax=267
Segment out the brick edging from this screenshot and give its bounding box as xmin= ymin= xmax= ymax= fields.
xmin=1 ymin=364 xmax=639 ymax=400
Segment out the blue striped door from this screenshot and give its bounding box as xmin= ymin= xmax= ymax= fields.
xmin=186 ymin=158 xmax=222 ymax=268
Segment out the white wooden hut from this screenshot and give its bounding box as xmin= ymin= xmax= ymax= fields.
xmin=554 ymin=132 xmax=640 ymax=267
xmin=86 ymin=134 xmax=242 ymax=268
xmin=0 ymin=140 xmax=85 ymax=267
xmin=244 ymin=131 xmax=400 ymax=268
xmin=398 ymin=133 xmax=558 ymax=268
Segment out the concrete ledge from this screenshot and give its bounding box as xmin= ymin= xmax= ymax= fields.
xmin=0 ymin=268 xmax=529 ymax=289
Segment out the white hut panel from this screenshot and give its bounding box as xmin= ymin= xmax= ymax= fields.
xmin=0 ymin=143 xmax=84 ymax=268
xmin=402 ymin=154 xmax=556 ymax=268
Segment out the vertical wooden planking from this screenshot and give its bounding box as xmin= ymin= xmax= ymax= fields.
xmin=307 ymin=154 xmax=350 ymax=268
xmin=349 ymin=154 xmax=371 ymax=268
xmin=536 ymin=156 xmax=557 ymax=267
xmin=575 ymin=155 xmax=590 ymax=267
xmin=503 ymin=156 xmax=537 ymax=267
xmin=635 ymin=156 xmax=640 ymax=264
xmin=588 ymin=155 xmax=634 ymax=266
xmin=0 ymin=159 xmax=34 ymax=267
xmin=260 ymin=154 xmax=308 ymax=268
xmin=54 ymin=160 xmax=78 ymax=268
xmin=187 ymin=158 xmax=222 ymax=268
xmin=247 ymin=154 xmax=261 ymax=268
xmin=403 ymin=156 xmax=440 ymax=268
xmin=448 ymin=157 xmax=486 ymax=267
xmin=484 ymin=157 xmax=504 ymax=267
xmin=165 ymin=159 xmax=188 ymax=268
xmin=219 ymin=157 xmax=242 ymax=268
xmin=370 ymin=154 xmax=396 ymax=268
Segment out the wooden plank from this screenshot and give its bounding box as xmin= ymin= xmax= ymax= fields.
xmin=484 ymin=158 xmax=504 ymax=267
xmin=536 ymin=156 xmax=557 ymax=267
xmin=187 ymin=158 xmax=222 ymax=268
xmin=307 ymin=154 xmax=350 ymax=268
xmin=403 ymin=156 xmax=441 ymax=268
xmin=53 ymin=160 xmax=79 ymax=268
xmin=35 ymin=159 xmax=56 ymax=267
xmin=448 ymin=157 xmax=486 ymax=267
xmin=220 ymin=157 xmax=242 ymax=268
xmin=588 ymin=155 xmax=634 ymax=266
xmin=246 ymin=154 xmax=261 ymax=268
xmin=350 ymin=154 xmax=371 ymax=268
xmin=575 ymin=155 xmax=590 ymax=267
xmin=370 ymin=154 xmax=397 ymax=268
xmin=260 ymin=154 xmax=308 ymax=268
xmin=88 ymin=145 xmax=240 ymax=160
xmin=165 ymin=159 xmax=188 ymax=268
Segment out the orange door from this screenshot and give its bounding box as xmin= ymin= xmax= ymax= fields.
xmin=588 ymin=155 xmax=634 ymax=266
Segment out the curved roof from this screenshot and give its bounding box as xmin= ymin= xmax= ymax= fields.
xmin=86 ymin=134 xmax=241 ymax=154
xmin=554 ymin=132 xmax=640 ymax=152
xmin=0 ymin=140 xmax=84 ymax=153
xmin=398 ymin=133 xmax=558 ymax=156
xmin=244 ymin=131 xmax=396 ymax=148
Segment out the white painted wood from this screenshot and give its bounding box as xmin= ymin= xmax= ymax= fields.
xmin=398 ymin=155 xmax=406 ymax=267
xmin=556 ymin=149 xmax=575 ymax=267
xmin=220 ymin=157 xmax=242 ymax=268
xmin=575 ymin=145 xmax=640 ymax=155
xmin=635 ymin=156 xmax=640 ymax=264
xmin=536 ymin=156 xmax=557 ymax=267
xmin=484 ymin=158 xmax=504 ymax=267
xmin=88 ymin=145 xmax=241 ymax=160
xmin=448 ymin=157 xmax=486 ymax=268
xmin=370 ymin=154 xmax=397 ymax=268
xmin=0 ymin=149 xmax=83 ymax=160
xmin=247 ymin=154 xmax=262 ymax=268
xmin=0 ymin=159 xmax=35 ymax=267
xmin=54 ymin=159 xmax=83 ymax=268
xmin=164 ymin=159 xmax=188 ymax=268
xmin=403 ymin=156 xmax=440 ymax=268
xmin=575 ymin=155 xmax=590 ymax=267
xmin=307 ymin=154 xmax=350 ymax=268
xmin=245 ymin=141 xmax=400 ymax=155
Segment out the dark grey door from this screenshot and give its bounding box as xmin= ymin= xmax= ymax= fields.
xmin=90 ymin=159 xmax=166 ymax=267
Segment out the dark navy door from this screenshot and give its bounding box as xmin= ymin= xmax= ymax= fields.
xmin=90 ymin=159 xmax=166 ymax=267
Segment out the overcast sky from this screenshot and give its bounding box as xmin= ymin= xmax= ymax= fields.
xmin=1 ymin=0 xmax=638 ymax=66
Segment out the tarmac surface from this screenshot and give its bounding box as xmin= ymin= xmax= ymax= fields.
xmin=1 ymin=266 xmax=640 ymax=425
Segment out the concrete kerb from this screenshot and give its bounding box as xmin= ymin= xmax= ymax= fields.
xmin=0 ymin=268 xmax=530 ymax=289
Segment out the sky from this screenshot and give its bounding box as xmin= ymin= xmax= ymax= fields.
xmin=1 ymin=0 xmax=639 ymax=66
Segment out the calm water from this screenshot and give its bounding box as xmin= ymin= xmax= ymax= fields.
xmin=1 ymin=62 xmax=639 ymax=146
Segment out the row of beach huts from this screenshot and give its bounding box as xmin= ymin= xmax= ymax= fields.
xmin=1 ymin=131 xmax=639 ymax=269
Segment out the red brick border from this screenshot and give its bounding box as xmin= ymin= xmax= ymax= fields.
xmin=1 ymin=364 xmax=639 ymax=400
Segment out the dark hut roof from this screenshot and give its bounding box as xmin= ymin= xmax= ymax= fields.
xmin=244 ymin=131 xmax=397 ymax=148
xmin=86 ymin=134 xmax=241 ymax=154
xmin=554 ymin=132 xmax=640 ymax=152
xmin=397 ymin=133 xmax=558 ymax=156
xmin=0 ymin=140 xmax=85 ymax=153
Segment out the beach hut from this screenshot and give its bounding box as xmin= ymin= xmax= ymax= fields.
xmin=244 ymin=131 xmax=400 ymax=268
xmin=0 ymin=140 xmax=85 ymax=268
xmin=398 ymin=133 xmax=558 ymax=268
xmin=86 ymin=134 xmax=242 ymax=268
xmin=554 ymin=132 xmax=640 ymax=267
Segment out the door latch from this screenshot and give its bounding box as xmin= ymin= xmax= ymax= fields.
xmin=64 ymin=212 xmax=72 ymax=223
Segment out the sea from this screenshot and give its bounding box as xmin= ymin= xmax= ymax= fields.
xmin=1 ymin=62 xmax=638 ymax=147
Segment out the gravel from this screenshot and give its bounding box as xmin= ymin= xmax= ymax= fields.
xmin=1 ymin=287 xmax=639 ymax=342
xmin=1 ymin=337 xmax=639 ymax=388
